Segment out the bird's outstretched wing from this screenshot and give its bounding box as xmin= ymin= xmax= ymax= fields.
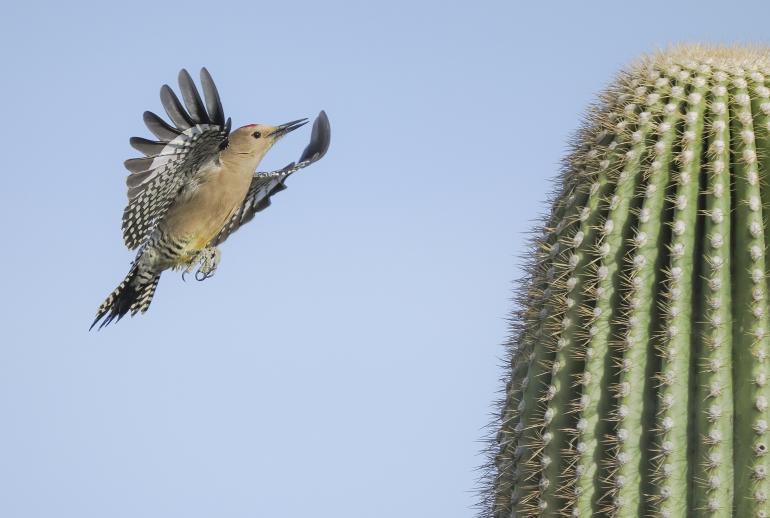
xmin=210 ymin=111 xmax=331 ymax=246
xmin=122 ymin=68 xmax=231 ymax=250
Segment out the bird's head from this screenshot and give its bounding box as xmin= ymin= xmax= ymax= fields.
xmin=227 ymin=119 xmax=309 ymax=158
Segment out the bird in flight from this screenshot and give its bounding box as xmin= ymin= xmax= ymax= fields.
xmin=92 ymin=68 xmax=330 ymax=329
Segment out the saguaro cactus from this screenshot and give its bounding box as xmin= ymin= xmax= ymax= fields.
xmin=484 ymin=46 xmax=770 ymax=517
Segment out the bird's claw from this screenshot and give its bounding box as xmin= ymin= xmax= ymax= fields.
xmin=195 ymin=270 xmax=213 ymax=281
xmin=181 ymin=247 xmax=220 ymax=282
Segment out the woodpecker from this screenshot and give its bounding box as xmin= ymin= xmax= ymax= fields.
xmin=92 ymin=68 xmax=330 ymax=329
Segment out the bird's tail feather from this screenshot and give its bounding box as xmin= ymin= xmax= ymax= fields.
xmin=91 ymin=265 xmax=160 ymax=330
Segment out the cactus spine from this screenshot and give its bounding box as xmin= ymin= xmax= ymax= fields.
xmin=484 ymin=47 xmax=770 ymax=517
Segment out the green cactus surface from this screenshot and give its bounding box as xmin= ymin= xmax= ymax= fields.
xmin=484 ymin=46 xmax=770 ymax=517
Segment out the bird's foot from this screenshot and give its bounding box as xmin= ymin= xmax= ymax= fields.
xmin=181 ymin=247 xmax=221 ymax=282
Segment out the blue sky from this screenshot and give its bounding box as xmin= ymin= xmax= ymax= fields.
xmin=2 ymin=1 xmax=770 ymax=517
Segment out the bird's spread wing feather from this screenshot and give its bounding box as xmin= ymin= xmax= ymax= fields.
xmin=121 ymin=68 xmax=231 ymax=250
xmin=210 ymin=111 xmax=331 ymax=247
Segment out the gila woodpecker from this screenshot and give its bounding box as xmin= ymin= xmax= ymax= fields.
xmin=92 ymin=68 xmax=330 ymax=329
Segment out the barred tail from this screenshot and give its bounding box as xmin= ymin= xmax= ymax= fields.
xmin=90 ymin=265 xmax=161 ymax=330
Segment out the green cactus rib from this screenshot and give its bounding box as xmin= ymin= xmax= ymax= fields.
xmin=483 ymin=47 xmax=770 ymax=518
xmin=753 ymin=78 xmax=770 ymax=518
xmin=731 ymin=75 xmax=770 ymax=517
xmin=649 ymin=77 xmax=706 ymax=517
xmin=538 ymin=137 xmax=621 ymax=513
xmin=610 ymin=81 xmax=679 ymax=517
xmin=572 ymin=96 xmax=647 ymax=516
xmin=513 ymin=183 xmax=591 ymax=515
xmin=692 ymin=74 xmax=733 ymax=517
xmin=492 ymin=177 xmax=586 ymax=515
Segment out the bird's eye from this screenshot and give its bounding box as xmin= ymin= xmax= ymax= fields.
xmin=252 ymin=131 xmax=262 ymax=139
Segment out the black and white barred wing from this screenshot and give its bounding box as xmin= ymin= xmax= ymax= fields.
xmin=122 ymin=68 xmax=231 ymax=250
xmin=211 ymin=111 xmax=331 ymax=246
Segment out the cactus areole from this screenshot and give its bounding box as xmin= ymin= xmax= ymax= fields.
xmin=484 ymin=47 xmax=770 ymax=517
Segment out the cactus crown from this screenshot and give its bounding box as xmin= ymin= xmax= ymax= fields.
xmin=483 ymin=46 xmax=770 ymax=517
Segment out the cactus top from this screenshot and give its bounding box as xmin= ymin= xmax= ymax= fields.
xmin=485 ymin=46 xmax=770 ymax=518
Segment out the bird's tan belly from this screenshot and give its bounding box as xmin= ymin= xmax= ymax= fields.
xmin=161 ymin=175 xmax=250 ymax=261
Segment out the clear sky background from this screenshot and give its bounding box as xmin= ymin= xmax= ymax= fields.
xmin=2 ymin=1 xmax=770 ymax=517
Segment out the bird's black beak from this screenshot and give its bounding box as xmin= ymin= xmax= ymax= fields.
xmin=271 ymin=118 xmax=309 ymax=138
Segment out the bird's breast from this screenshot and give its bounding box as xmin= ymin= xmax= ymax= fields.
xmin=161 ymin=164 xmax=254 ymax=257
